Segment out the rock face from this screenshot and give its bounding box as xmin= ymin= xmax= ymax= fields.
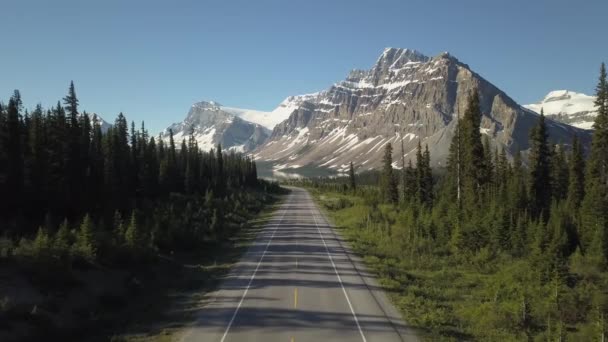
xmin=254 ymin=48 xmax=591 ymax=172
xmin=160 ymin=101 xmax=270 ymax=152
xmin=524 ymin=90 xmax=597 ymax=130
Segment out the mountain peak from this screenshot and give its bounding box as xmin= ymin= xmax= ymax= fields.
xmin=192 ymin=100 xmax=223 ymax=110
xmin=524 ymin=90 xmax=597 ymax=129
xmin=375 ymin=48 xmax=429 ymax=69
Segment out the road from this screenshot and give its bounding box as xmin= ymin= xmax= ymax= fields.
xmin=181 ymin=187 xmax=418 ymax=342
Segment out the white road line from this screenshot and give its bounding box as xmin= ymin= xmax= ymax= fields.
xmin=219 ymin=196 xmax=290 ymax=342
xmin=309 ymin=196 xmax=367 ymax=342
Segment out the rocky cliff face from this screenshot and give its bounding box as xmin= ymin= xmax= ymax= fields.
xmin=525 ymin=90 xmax=597 ymax=130
xmin=254 ymin=48 xmax=591 ymax=172
xmin=160 ymin=101 xmax=270 ymax=152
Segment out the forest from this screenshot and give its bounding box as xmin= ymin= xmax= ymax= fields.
xmin=0 ymin=82 xmax=280 ymax=340
xmin=292 ymin=63 xmax=608 ymax=340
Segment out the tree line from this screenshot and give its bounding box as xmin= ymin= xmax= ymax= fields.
xmin=314 ymin=63 xmax=608 ymax=340
xmin=0 ymin=81 xmax=268 ymax=267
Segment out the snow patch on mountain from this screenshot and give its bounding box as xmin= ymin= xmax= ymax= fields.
xmin=159 ymin=101 xmax=270 ymax=153
xmin=254 ymin=48 xmax=592 ymax=171
xmin=524 ymin=90 xmax=597 ymax=129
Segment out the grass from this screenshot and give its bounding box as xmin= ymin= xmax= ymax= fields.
xmin=311 ymin=190 xmax=481 ymax=341
xmin=110 ymin=194 xmax=286 ymax=342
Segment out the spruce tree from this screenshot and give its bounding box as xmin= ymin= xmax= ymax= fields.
xmin=587 ymin=62 xmax=608 ymax=187
xmin=581 ymin=63 xmax=608 ymax=252
xmin=452 ymin=91 xmax=487 ymax=209
xmin=550 ymin=143 xmax=569 ymax=201
xmin=6 ymin=94 xmax=23 ymax=213
xmin=528 ymin=109 xmax=552 ymax=219
xmin=75 ymin=214 xmax=96 ymax=262
xmin=567 ymin=135 xmax=585 ymax=210
xmin=125 ymin=212 xmax=141 ymax=249
xmin=64 ymin=82 xmax=83 ymax=215
xmin=215 ymin=143 xmax=225 ymax=196
xmin=380 ymin=143 xmax=398 ymax=204
xmin=404 ymin=160 xmax=417 ymax=201
xmin=348 ymin=161 xmax=356 ymax=192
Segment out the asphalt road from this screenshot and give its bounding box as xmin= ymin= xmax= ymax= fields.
xmin=181 ymin=187 xmax=418 ymax=342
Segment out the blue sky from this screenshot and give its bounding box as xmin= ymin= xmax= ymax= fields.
xmin=2 ymin=0 xmax=607 ymax=133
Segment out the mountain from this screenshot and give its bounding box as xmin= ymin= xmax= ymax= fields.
xmin=524 ymin=90 xmax=597 ymax=129
xmin=89 ymin=113 xmax=111 ymax=132
xmin=253 ymin=47 xmax=591 ymax=173
xmin=221 ymin=97 xmax=305 ymax=130
xmin=159 ymin=101 xmax=270 ymax=152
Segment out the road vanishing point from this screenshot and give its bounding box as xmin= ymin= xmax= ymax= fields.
xmin=181 ymin=187 xmax=418 ymax=342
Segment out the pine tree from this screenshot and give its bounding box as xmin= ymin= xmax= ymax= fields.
xmin=587 ymin=62 xmax=608 ymax=187
xmin=416 ymin=143 xmax=433 ymax=206
xmin=64 ymin=81 xmax=83 ymax=215
xmin=581 ymin=63 xmax=608 ymax=253
xmin=62 ymin=81 xmax=79 ymax=119
xmin=215 ymin=143 xmax=225 ymax=196
xmin=447 ymin=114 xmax=463 ymax=205
xmin=550 ymin=143 xmax=569 ymax=201
xmin=32 ymin=227 xmax=51 ymax=259
xmin=0 ymin=102 xmax=7 ymax=221
xmin=528 ymin=109 xmax=552 ymax=219
xmin=5 ymin=94 xmax=24 ymax=213
xmin=75 ymin=214 xmax=96 ymax=262
xmin=450 ymin=91 xmax=487 ymax=209
xmin=348 ymin=162 xmax=356 ymax=192
xmin=47 ymin=102 xmax=68 ymax=214
xmin=125 ymin=212 xmax=141 ymax=249
xmin=380 ymin=143 xmax=398 ymax=204
xmin=567 ymin=135 xmax=585 ymax=210
xmin=54 ymin=219 xmax=71 ymax=256
xmin=404 ymin=160 xmax=417 ymax=201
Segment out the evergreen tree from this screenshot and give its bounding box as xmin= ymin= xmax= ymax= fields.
xmin=54 ymin=219 xmax=71 ymax=257
xmin=447 ymin=114 xmax=463 ymax=205
xmin=587 ymin=62 xmax=608 ymax=187
xmin=64 ymin=81 xmax=83 ymax=215
xmin=5 ymin=94 xmax=23 ymax=214
xmin=0 ymin=102 xmax=7 ymax=220
xmin=74 ymin=214 xmax=96 ymax=262
xmin=581 ymin=63 xmax=608 ymax=252
xmin=404 ymin=160 xmax=417 ymax=201
xmin=380 ymin=143 xmax=398 ymax=204
xmin=125 ymin=212 xmax=142 ymax=249
xmin=462 ymin=92 xmax=487 ymax=196
xmin=62 ymin=81 xmax=79 ymax=119
xmin=215 ymin=143 xmax=225 ymax=196
xmin=32 ymin=227 xmax=51 ymax=259
xmin=416 ymin=143 xmax=433 ymax=206
xmin=348 ymin=161 xmax=356 ymax=192
xmin=567 ymin=135 xmax=585 ymax=210
xmin=550 ymin=143 xmax=569 ymax=201
xmin=528 ymin=109 xmax=552 ymax=219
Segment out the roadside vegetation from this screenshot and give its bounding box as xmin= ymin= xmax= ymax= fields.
xmin=288 ymin=63 xmax=608 ymax=341
xmin=0 ymin=82 xmax=285 ymax=341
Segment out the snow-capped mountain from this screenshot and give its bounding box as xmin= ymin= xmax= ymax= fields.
xmin=221 ymin=97 xmax=306 ymax=130
xmin=159 ymin=101 xmax=270 ymax=153
xmin=524 ymin=90 xmax=597 ymax=130
xmin=253 ymin=47 xmax=591 ymax=172
xmin=89 ymin=113 xmax=111 ymax=132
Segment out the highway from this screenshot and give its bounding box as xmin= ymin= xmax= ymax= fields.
xmin=181 ymin=187 xmax=418 ymax=342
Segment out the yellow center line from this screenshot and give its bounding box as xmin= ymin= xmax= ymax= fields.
xmin=291 ymin=337 xmax=295 ymax=342
xmin=294 ymin=287 xmax=298 ymax=308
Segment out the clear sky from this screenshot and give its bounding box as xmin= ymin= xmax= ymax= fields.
xmin=2 ymin=0 xmax=607 ymax=133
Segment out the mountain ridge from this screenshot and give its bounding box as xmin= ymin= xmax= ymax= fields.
xmin=253 ymin=47 xmax=591 ymax=172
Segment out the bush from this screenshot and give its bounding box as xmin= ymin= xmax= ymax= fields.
xmin=0 ymin=237 xmax=14 ymax=259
